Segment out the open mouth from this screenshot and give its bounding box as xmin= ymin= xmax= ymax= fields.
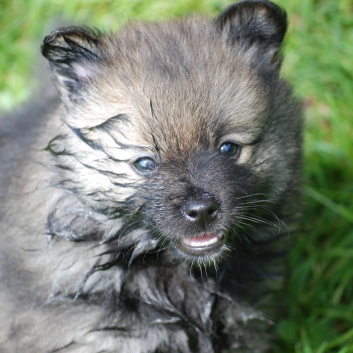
xmin=178 ymin=233 xmax=224 ymax=255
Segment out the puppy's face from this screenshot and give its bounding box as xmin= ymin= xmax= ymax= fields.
xmin=43 ymin=2 xmax=301 ymax=264
xmin=111 ymin=72 xmax=268 ymax=264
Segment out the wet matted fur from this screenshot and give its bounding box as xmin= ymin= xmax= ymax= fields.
xmin=0 ymin=1 xmax=302 ymax=352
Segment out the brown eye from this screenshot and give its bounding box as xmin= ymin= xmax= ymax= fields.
xmin=219 ymin=142 xmax=239 ymax=157
xmin=133 ymin=157 xmax=158 ymax=173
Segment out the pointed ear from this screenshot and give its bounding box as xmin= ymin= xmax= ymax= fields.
xmin=215 ymin=0 xmax=287 ymax=68
xmin=41 ymin=27 xmax=102 ymax=102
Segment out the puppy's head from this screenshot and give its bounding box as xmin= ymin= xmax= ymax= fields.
xmin=43 ymin=1 xmax=301 ymax=265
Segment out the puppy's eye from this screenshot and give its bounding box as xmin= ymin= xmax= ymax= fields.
xmin=133 ymin=157 xmax=158 ymax=173
xmin=219 ymin=142 xmax=240 ymax=157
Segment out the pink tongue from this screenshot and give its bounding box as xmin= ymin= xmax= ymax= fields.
xmin=182 ymin=233 xmax=219 ymax=248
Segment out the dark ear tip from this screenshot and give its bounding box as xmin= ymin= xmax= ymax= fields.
xmin=42 ymin=26 xmax=100 ymax=46
xmin=41 ymin=27 xmax=101 ymax=62
xmin=218 ymin=0 xmax=287 ymax=22
xmin=257 ymin=0 xmax=288 ymax=38
xmin=41 ymin=32 xmax=60 ymax=57
xmin=41 ymin=29 xmax=67 ymax=59
xmin=216 ymin=0 xmax=287 ymax=41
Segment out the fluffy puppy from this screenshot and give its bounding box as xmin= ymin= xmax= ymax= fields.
xmin=0 ymin=1 xmax=302 ymax=352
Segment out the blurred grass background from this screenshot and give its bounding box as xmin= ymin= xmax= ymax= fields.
xmin=1 ymin=0 xmax=353 ymax=352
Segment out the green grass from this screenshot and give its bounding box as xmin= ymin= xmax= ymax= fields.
xmin=1 ymin=0 xmax=353 ymax=352
xmin=274 ymin=1 xmax=353 ymax=352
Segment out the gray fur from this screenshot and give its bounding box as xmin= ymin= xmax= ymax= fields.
xmin=0 ymin=1 xmax=302 ymax=352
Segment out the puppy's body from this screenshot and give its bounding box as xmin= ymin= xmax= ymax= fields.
xmin=0 ymin=1 xmax=302 ymax=352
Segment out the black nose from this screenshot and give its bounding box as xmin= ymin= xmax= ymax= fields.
xmin=182 ymin=197 xmax=219 ymax=228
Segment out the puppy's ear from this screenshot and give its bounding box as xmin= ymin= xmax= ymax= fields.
xmin=41 ymin=27 xmax=102 ymax=102
xmin=216 ymin=0 xmax=287 ymax=69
